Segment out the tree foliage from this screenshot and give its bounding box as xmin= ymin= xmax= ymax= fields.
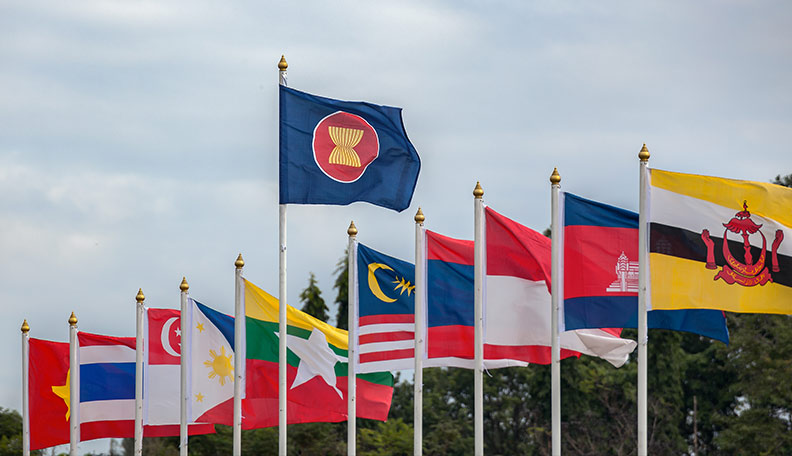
xmin=299 ymin=272 xmax=329 ymax=322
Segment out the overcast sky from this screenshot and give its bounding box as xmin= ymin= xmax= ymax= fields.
xmin=2 ymin=0 xmax=791 ymax=453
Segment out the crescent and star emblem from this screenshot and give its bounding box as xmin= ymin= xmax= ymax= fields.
xmin=367 ymin=263 xmax=415 ymax=303
xmin=161 ymin=316 xmax=181 ymax=357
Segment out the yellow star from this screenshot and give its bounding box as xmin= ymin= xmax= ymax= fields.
xmin=196 ymin=322 xmax=205 ymax=333
xmin=195 ymin=392 xmax=205 ymax=403
xmin=51 ymin=369 xmax=71 ymax=420
xmin=392 ymin=277 xmax=415 ymax=297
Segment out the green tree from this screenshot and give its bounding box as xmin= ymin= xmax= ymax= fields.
xmin=333 ymin=250 xmax=349 ymax=330
xmin=299 ymin=272 xmax=329 ymax=321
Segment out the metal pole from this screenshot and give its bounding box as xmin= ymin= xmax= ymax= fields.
xmin=21 ymin=320 xmax=30 ymax=456
xmin=347 ymin=222 xmax=358 ymax=456
xmin=473 ymin=182 xmax=485 ymax=456
xmin=134 ymin=289 xmax=145 ymax=455
xmin=550 ymin=168 xmax=562 ymax=456
xmin=278 ymin=54 xmax=289 ymax=456
xmin=637 ymin=144 xmax=651 ymax=456
xmin=234 ymin=254 xmax=245 ymax=456
xmin=414 ymin=208 xmax=426 ymax=456
xmin=69 ymin=312 xmax=79 ymax=456
xmin=179 ymin=278 xmax=190 ymax=456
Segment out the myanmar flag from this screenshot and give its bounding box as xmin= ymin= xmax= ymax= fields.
xmin=649 ymin=169 xmax=792 ymax=314
xmin=241 ymin=279 xmax=393 ymax=428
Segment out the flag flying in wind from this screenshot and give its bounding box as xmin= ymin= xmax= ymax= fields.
xmin=279 ymin=85 xmax=420 ymax=212
xmin=562 ymin=192 xmax=729 ymax=343
xmin=29 ymin=338 xmax=70 ymax=450
xmin=649 ymin=169 xmax=792 ymax=314
xmin=242 ymin=279 xmax=393 ymax=428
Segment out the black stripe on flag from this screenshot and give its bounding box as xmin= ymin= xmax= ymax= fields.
xmin=650 ymin=222 xmax=792 ymax=287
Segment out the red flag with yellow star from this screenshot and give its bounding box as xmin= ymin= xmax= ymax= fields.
xmin=29 ymin=338 xmax=70 ymax=450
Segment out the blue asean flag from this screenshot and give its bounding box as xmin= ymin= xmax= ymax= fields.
xmin=563 ymin=192 xmax=729 ymax=343
xmin=279 ymin=86 xmax=421 ymax=212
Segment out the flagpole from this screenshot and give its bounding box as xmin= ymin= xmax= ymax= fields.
xmin=68 ymin=312 xmax=79 ymax=456
xmin=347 ymin=221 xmax=358 ymax=456
xmin=134 ymin=289 xmax=146 ymax=456
xmin=21 ymin=320 xmax=30 ymax=456
xmin=473 ymin=182 xmax=485 ymax=456
xmin=550 ymin=168 xmax=562 ymax=456
xmin=637 ymin=144 xmax=650 ymax=456
xmin=278 ymin=54 xmax=289 ymax=456
xmin=233 ymin=254 xmax=245 ymax=456
xmin=414 ymin=208 xmax=425 ymax=456
xmin=179 ymin=278 xmax=190 ymax=456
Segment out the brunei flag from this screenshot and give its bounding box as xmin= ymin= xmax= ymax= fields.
xmin=241 ymin=279 xmax=393 ymax=428
xmin=649 ymin=169 xmax=792 ymax=314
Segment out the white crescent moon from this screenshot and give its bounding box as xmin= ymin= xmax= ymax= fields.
xmin=161 ymin=317 xmax=180 ymax=357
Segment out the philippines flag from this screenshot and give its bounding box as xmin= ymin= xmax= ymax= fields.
xmin=561 ymin=192 xmax=729 ymax=343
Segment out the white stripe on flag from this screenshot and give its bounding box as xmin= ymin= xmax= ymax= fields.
xmin=80 ymin=399 xmax=135 ymax=422
xmin=358 ymin=323 xmax=414 ymax=335
xmin=80 ymin=345 xmax=135 ymax=364
xmin=358 ymin=339 xmax=414 ymax=354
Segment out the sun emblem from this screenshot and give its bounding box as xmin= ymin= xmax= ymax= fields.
xmin=204 ymin=346 xmax=233 ymax=386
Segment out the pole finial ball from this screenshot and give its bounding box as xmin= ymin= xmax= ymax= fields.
xmin=415 ymin=207 xmax=425 ymax=223
xmin=136 ymin=288 xmax=145 ymax=303
xmin=473 ymin=182 xmax=484 ymax=199
xmin=180 ymin=277 xmax=190 ymax=292
xmin=68 ymin=312 xmax=78 ymax=326
xmin=235 ymin=253 xmax=245 ymax=269
xmin=278 ymin=55 xmax=288 ymax=70
xmin=550 ymin=168 xmax=561 ymax=185
xmin=639 ymin=143 xmax=650 ymax=162
xmin=21 ymin=319 xmax=29 ymax=333
xmin=348 ymin=221 xmax=358 ymax=237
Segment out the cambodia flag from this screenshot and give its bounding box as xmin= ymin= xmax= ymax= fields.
xmin=562 ymin=192 xmax=729 ymax=343
xmin=279 ymin=86 xmax=420 ymax=212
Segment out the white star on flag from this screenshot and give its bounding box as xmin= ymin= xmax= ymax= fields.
xmin=276 ymin=328 xmax=345 ymax=398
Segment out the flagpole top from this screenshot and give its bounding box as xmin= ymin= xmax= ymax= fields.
xmin=550 ymin=168 xmax=561 ymax=185
xmin=136 ymin=288 xmax=145 ymax=303
xmin=473 ymin=182 xmax=484 ymax=199
xmin=348 ymin=221 xmax=358 ymax=237
xmin=278 ymin=55 xmax=288 ymax=71
xmin=68 ymin=312 xmax=77 ymax=327
xmin=180 ymin=277 xmax=189 ymax=292
xmin=639 ymin=143 xmax=650 ymax=162
xmin=235 ymin=253 xmax=245 ymax=269
xmin=415 ymin=207 xmax=425 ymax=223
xmin=21 ymin=319 xmax=29 ymax=333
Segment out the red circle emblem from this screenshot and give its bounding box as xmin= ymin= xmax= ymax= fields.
xmin=313 ymin=111 xmax=379 ymax=183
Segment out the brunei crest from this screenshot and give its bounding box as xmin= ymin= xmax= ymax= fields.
xmin=700 ymin=201 xmax=784 ymax=286
xmin=312 ymin=111 xmax=380 ymax=183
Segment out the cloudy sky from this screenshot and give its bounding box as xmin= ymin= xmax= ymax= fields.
xmin=2 ymin=0 xmax=790 ymax=452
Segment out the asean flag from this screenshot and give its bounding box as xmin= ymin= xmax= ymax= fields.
xmin=279 ymin=85 xmax=420 ymax=212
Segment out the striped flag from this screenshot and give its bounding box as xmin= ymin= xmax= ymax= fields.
xmin=649 ymin=169 xmax=792 ymax=314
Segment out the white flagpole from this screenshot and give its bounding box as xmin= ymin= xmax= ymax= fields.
xmin=278 ymin=54 xmax=289 ymax=456
xmin=134 ymin=289 xmax=145 ymax=456
xmin=473 ymin=182 xmax=485 ymax=456
xmin=68 ymin=312 xmax=79 ymax=456
xmin=21 ymin=320 xmax=30 ymax=456
xmin=637 ymin=144 xmax=650 ymax=456
xmin=550 ymin=168 xmax=562 ymax=456
xmin=347 ymin=221 xmax=358 ymax=456
xmin=233 ymin=254 xmax=245 ymax=456
xmin=179 ymin=278 xmax=190 ymax=456
xmin=414 ymin=208 xmax=426 ymax=456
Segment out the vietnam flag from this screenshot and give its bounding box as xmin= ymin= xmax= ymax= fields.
xmin=29 ymin=338 xmax=69 ymax=450
xmin=241 ymin=279 xmax=394 ymax=428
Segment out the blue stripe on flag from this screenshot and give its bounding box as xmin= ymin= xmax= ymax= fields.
xmin=195 ymin=301 xmax=234 ymax=348
xmin=80 ymin=362 xmax=136 ymax=402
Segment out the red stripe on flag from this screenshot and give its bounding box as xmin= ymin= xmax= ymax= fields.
xmin=359 ymin=331 xmax=414 ymax=344
xmin=359 ymin=314 xmax=414 ymax=326
xmin=427 ymin=230 xmax=474 ymax=264
xmin=78 ymin=332 xmax=135 ymax=348
xmin=360 ymin=348 xmax=415 ymax=363
xmin=483 ymin=344 xmax=581 ymax=364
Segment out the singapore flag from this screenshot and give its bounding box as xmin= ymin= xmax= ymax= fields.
xmin=145 ymin=308 xmax=184 ymax=425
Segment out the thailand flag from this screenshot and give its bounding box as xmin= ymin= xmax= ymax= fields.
xmin=561 ymin=192 xmax=729 ymax=343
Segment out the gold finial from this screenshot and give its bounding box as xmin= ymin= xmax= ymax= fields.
xmin=68 ymin=312 xmax=77 ymax=326
xmin=550 ymin=168 xmax=561 ymax=185
xmin=278 ymin=55 xmax=288 ymax=71
xmin=136 ymin=288 xmax=145 ymax=303
xmin=180 ymin=277 xmax=189 ymax=292
xmin=473 ymin=182 xmax=484 ymax=199
xmin=235 ymin=253 xmax=245 ymax=269
xmin=21 ymin=319 xmax=29 ymax=333
xmin=638 ymin=143 xmax=650 ymax=162
xmin=415 ymin=207 xmax=425 ymax=223
xmin=348 ymin=221 xmax=358 ymax=237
